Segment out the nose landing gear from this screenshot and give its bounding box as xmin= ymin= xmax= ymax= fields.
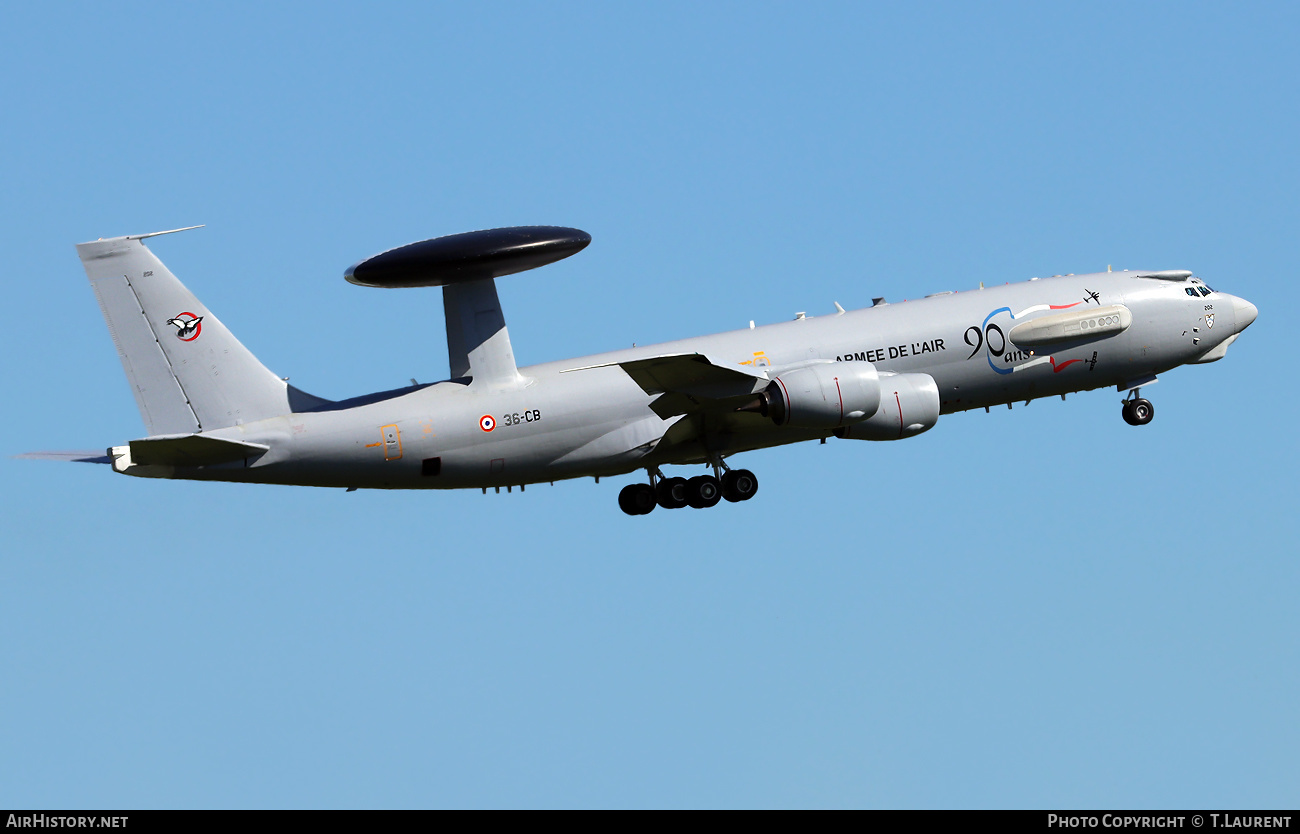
xmin=1121 ymin=389 xmax=1155 ymax=426
xmin=618 ymin=461 xmax=760 ymax=515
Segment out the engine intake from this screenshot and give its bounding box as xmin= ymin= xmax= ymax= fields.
xmin=749 ymin=363 xmax=881 ymax=428
xmin=834 ymin=373 xmax=939 ymax=440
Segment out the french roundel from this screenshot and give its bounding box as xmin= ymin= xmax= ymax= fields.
xmin=479 ymin=415 xmax=496 ymax=432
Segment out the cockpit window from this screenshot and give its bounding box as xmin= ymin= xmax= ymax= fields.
xmin=1186 ymin=287 xmax=1200 ymax=297
xmin=1199 ymin=286 xmax=1213 ymax=297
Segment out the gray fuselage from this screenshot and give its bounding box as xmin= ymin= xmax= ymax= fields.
xmin=179 ymin=270 xmax=1252 ymax=490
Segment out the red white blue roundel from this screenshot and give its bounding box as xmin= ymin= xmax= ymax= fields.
xmin=166 ymin=312 xmax=203 ymax=341
xmin=479 ymin=414 xmax=496 ymax=432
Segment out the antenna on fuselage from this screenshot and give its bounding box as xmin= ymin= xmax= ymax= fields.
xmin=344 ymin=226 xmax=591 ymax=389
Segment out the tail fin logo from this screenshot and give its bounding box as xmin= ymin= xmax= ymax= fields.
xmin=166 ymin=312 xmax=204 ymax=341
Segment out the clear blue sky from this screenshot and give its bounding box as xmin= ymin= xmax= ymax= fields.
xmin=2 ymin=2 xmax=1296 ymax=808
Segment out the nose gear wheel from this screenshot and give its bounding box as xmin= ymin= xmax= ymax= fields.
xmin=1121 ymin=388 xmax=1155 ymax=426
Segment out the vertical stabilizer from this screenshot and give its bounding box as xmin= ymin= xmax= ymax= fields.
xmin=76 ymin=232 xmax=292 ymax=434
xmin=443 ymin=277 xmax=523 ymax=388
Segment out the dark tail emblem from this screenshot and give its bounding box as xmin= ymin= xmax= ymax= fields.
xmin=167 ymin=312 xmax=203 ymax=341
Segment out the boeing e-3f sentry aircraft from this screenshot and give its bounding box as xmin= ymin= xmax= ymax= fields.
xmin=32 ymin=225 xmax=1257 ymax=515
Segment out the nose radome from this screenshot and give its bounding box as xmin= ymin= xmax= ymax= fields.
xmin=1232 ymin=296 xmax=1258 ymax=332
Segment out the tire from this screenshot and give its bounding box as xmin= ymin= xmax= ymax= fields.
xmin=1131 ymin=398 xmax=1154 ymax=426
xmin=618 ymin=484 xmax=640 ymax=515
xmin=619 ymin=483 xmax=656 ymax=515
xmin=722 ymin=469 xmax=759 ymax=502
xmin=1121 ymin=400 xmax=1138 ymax=426
xmin=686 ymin=475 xmax=722 ymax=509
xmin=656 ymin=477 xmax=689 ymax=509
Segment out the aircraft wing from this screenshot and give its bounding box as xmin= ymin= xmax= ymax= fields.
xmin=566 ymin=353 xmax=769 ymax=418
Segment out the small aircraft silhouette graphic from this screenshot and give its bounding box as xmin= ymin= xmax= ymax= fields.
xmin=166 ymin=314 xmax=203 ymax=340
xmin=1083 ymin=288 xmax=1101 ymax=305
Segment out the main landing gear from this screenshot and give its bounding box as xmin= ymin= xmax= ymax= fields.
xmin=1121 ymin=389 xmax=1155 ymax=426
xmin=618 ymin=461 xmax=759 ymax=515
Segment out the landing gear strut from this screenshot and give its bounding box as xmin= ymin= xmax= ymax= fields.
xmin=617 ymin=460 xmax=759 ymax=515
xmin=1121 ymin=389 xmax=1155 ymax=426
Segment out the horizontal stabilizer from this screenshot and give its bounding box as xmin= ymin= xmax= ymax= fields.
xmin=128 ymin=434 xmax=269 ymax=467
xmin=16 ymin=450 xmax=112 ymax=464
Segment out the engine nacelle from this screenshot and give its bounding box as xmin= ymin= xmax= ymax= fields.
xmin=834 ymin=373 xmax=939 ymax=440
xmin=754 ymin=363 xmax=881 ymax=428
